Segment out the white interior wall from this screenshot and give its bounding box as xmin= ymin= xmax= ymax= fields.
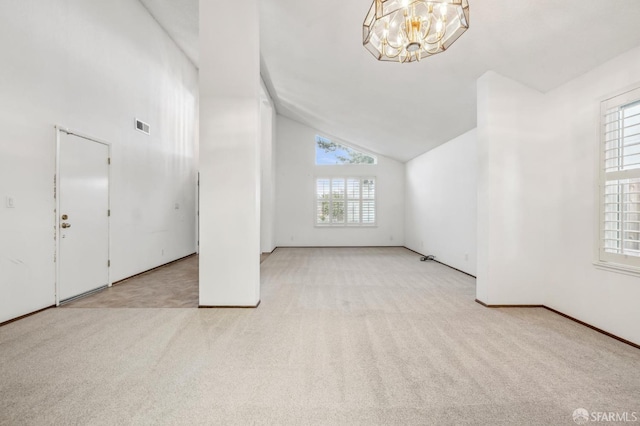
xmin=543 ymin=46 xmax=640 ymax=345
xmin=260 ymin=83 xmax=277 ymax=254
xmin=198 ymin=0 xmax=261 ymax=307
xmin=476 ymin=48 xmax=640 ymax=345
xmin=0 ymin=0 xmax=198 ymax=323
xmin=405 ymin=129 xmax=477 ymax=276
xmin=275 ymin=116 xmax=404 ymax=247
xmin=476 ymin=71 xmax=550 ymax=306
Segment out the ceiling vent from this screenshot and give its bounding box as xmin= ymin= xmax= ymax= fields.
xmin=135 ymin=118 xmax=150 ymax=135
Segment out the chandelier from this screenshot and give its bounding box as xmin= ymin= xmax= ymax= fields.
xmin=363 ymin=0 xmax=469 ymax=63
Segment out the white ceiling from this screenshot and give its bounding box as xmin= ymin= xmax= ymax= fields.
xmin=141 ymin=0 xmax=640 ymax=162
xmin=138 ymin=0 xmax=199 ymax=66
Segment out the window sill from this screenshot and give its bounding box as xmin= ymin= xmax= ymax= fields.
xmin=593 ymin=260 xmax=640 ymax=278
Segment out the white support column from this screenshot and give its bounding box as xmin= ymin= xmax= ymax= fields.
xmin=476 ymin=71 xmax=549 ymax=306
xmin=260 ymin=85 xmax=276 ymax=254
xmin=198 ymin=0 xmax=261 ymax=307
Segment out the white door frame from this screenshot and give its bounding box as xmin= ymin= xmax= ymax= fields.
xmin=54 ymin=126 xmax=112 ymax=306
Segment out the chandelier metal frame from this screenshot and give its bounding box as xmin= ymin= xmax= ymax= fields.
xmin=363 ymin=0 xmax=470 ymax=63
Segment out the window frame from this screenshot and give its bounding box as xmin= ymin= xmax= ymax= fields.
xmin=596 ymin=86 xmax=640 ymax=274
xmin=315 ymin=176 xmax=377 ymax=227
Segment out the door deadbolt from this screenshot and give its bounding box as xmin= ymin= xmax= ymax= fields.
xmin=61 ymin=214 xmax=68 ymax=220
xmin=61 ymin=223 xmax=71 ymax=229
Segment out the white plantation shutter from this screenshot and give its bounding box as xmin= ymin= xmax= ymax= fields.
xmin=346 ymin=178 xmax=360 ymax=224
xmin=316 ymin=177 xmax=376 ymax=226
xmin=332 ymin=179 xmax=345 ymax=198
xmin=331 ymin=179 xmax=345 ymax=224
xmin=346 ymin=178 xmax=360 ymax=198
xmin=600 ymin=87 xmax=640 ymax=267
xmin=316 ymin=179 xmax=331 ymax=224
xmin=362 ymin=179 xmax=376 ymax=224
xmin=346 ymin=201 xmax=360 ymax=223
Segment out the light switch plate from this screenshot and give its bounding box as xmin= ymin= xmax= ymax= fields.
xmin=6 ymin=196 xmax=15 ymax=208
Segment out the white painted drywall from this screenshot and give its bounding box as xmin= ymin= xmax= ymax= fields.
xmin=275 ymin=115 xmax=404 ymax=247
xmin=476 ymin=71 xmax=550 ymax=306
xmin=260 ymin=84 xmax=277 ymax=254
xmin=405 ymin=129 xmax=477 ymax=276
xmin=476 ymin=49 xmax=640 ymax=345
xmin=0 ymin=0 xmax=198 ymax=323
xmin=198 ymin=0 xmax=261 ymax=307
xmin=542 ymin=46 xmax=640 ymax=345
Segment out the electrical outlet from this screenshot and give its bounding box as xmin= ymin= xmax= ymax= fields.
xmin=5 ymin=196 xmax=15 ymax=208
xmin=464 ymin=253 xmax=469 ymax=261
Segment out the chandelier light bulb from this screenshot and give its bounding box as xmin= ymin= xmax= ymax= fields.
xmin=363 ymin=0 xmax=469 ymax=63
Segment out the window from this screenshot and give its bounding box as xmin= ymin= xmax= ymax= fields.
xmin=315 ymin=136 xmax=377 ymax=165
xmin=599 ymin=87 xmax=640 ymax=269
xmin=316 ymin=177 xmax=376 ymax=226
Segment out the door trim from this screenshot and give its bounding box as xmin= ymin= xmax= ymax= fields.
xmin=54 ymin=126 xmax=112 ymax=306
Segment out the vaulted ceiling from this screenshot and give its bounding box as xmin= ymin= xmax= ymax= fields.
xmin=140 ymin=0 xmax=640 ymax=162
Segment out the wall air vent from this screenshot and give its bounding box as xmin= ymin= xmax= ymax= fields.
xmin=135 ymin=118 xmax=150 ymax=135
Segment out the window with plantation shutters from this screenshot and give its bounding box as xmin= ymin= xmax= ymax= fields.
xmin=316 ymin=177 xmax=376 ymax=226
xmin=599 ymin=87 xmax=640 ymax=269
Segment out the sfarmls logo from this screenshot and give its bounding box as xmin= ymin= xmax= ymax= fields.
xmin=573 ymin=408 xmax=638 ymax=424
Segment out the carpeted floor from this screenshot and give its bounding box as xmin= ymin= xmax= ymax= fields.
xmin=0 ymin=247 xmax=639 ymax=425
xmin=63 ymin=252 xmax=270 ymax=309
xmin=63 ymin=255 xmax=199 ymax=308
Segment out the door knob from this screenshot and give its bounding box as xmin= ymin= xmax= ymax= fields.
xmin=61 ymin=214 xmax=68 ymax=220
xmin=61 ymin=223 xmax=71 ymax=229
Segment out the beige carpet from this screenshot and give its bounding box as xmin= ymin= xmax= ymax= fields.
xmin=63 ymin=255 xmax=199 ymax=308
xmin=1 ymin=247 xmax=639 ymax=425
xmin=63 ymin=253 xmax=270 ymax=309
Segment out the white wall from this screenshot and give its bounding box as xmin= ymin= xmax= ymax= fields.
xmin=476 ymin=47 xmax=640 ymax=345
xmin=260 ymin=84 xmax=277 ymax=253
xmin=543 ymin=46 xmax=640 ymax=345
xmin=0 ymin=0 xmax=198 ymax=323
xmin=476 ymin=71 xmax=550 ymax=305
xmin=405 ymin=129 xmax=477 ymax=276
xmin=275 ymin=116 xmax=404 ymax=247
xmin=198 ymin=0 xmax=261 ymax=307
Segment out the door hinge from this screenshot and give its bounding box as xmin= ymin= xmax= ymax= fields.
xmin=108 ymin=157 xmax=111 ymax=165
xmin=108 ymin=209 xmax=111 ymax=217
xmin=108 ymin=260 xmax=111 ymax=267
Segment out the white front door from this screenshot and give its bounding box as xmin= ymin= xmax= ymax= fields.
xmin=57 ymin=129 xmax=110 ymax=303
